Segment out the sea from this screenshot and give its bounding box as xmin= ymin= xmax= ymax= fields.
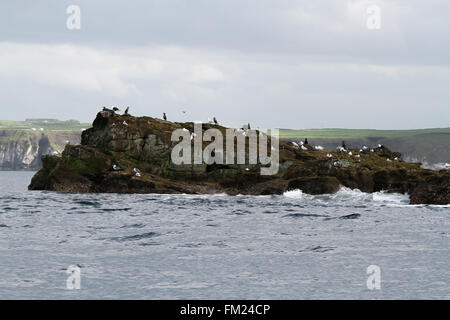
xmin=0 ymin=171 xmax=448 ymax=299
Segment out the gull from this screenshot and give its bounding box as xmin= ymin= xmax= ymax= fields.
xmin=301 ymin=145 xmax=308 ymax=151
xmin=370 ymin=149 xmax=374 ymax=152
xmin=378 ymin=144 xmax=382 ymax=148
xmin=394 ymin=157 xmax=399 ymax=161
xmin=355 ymin=154 xmax=361 ymax=158
xmin=291 ymin=141 xmax=299 ymax=147
xmin=135 ymin=172 xmax=141 ymax=177
xmin=123 ymin=121 xmax=128 ymax=126
xmin=314 ymin=145 xmax=324 ymax=150
xmin=348 ymin=151 xmax=353 ymax=155
xmin=113 ymin=164 xmax=121 ymax=171
xmin=133 ymin=168 xmax=140 ymax=173
xmin=182 ymin=128 xmax=189 ymax=132
xmin=245 ymin=168 xmax=250 ymax=171
xmin=326 ymin=153 xmax=333 ymax=158
xmin=362 ymin=146 xmax=368 ymax=150
xmin=387 ymin=158 xmax=392 ymax=162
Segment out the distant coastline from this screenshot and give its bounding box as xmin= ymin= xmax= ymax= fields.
xmin=0 ymin=119 xmax=449 ymax=171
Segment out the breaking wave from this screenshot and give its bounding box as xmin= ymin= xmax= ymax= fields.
xmin=283 ymin=187 xmax=410 ymax=206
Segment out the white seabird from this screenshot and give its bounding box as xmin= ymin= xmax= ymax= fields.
xmin=291 ymin=142 xmax=299 ymax=147
xmin=314 ymin=146 xmax=324 ymax=150
xmin=301 ymin=145 xmax=308 ymax=151
xmin=123 ymin=121 xmax=128 ymax=126
xmin=113 ymin=164 xmax=121 ymax=171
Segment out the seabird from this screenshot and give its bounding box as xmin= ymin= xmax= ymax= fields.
xmin=213 ymin=117 xmax=218 ymax=125
xmin=342 ymin=141 xmax=346 ymax=149
xmin=304 ymin=138 xmax=308 ymax=145
xmin=387 ymin=158 xmax=392 ymax=162
xmin=123 ymin=121 xmax=128 ymax=126
xmin=113 ymin=164 xmax=121 ymax=171
xmin=326 ymin=153 xmax=333 ymax=158
xmin=248 ymin=123 xmax=251 ymax=130
xmin=314 ymin=145 xmax=324 ymax=150
xmin=163 ymin=113 xmax=167 ymax=121
xmin=112 ymin=107 xmax=120 ymax=112
xmin=348 ymin=151 xmax=353 ymax=155
xmin=135 ymin=172 xmax=141 ymax=177
xmin=133 ymin=168 xmax=140 ymax=173
xmin=301 ymin=145 xmax=308 ymax=151
xmin=124 ymin=106 xmax=129 ymax=115
xmin=291 ymin=141 xmax=299 ymax=147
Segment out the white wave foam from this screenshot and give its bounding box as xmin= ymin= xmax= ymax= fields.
xmin=283 ymin=187 xmax=410 ymax=206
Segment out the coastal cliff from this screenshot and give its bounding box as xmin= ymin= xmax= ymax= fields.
xmin=28 ymin=111 xmax=450 ymax=204
xmin=0 ymin=130 xmax=81 ymax=170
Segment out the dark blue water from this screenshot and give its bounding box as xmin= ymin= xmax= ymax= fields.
xmin=0 ymin=171 xmax=448 ymax=299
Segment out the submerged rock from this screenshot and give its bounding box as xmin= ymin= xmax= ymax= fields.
xmin=29 ymin=111 xmax=449 ymax=204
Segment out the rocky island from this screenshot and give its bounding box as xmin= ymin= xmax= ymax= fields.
xmin=28 ymin=111 xmax=450 ymax=205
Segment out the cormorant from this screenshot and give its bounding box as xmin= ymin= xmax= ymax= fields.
xmin=304 ymin=138 xmax=308 ymax=145
xmin=248 ymin=123 xmax=251 ymax=130
xmin=163 ymin=113 xmax=167 ymax=121
xmin=112 ymin=106 xmax=120 ymax=112
xmin=124 ymin=106 xmax=129 ymax=115
xmin=213 ymin=117 xmax=218 ymax=125
xmin=342 ymin=141 xmax=346 ymax=149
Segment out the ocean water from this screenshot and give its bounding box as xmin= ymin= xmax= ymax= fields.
xmin=0 ymin=171 xmax=448 ymax=299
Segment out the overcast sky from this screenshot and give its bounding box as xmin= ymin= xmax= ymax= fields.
xmin=0 ymin=0 xmax=449 ymax=129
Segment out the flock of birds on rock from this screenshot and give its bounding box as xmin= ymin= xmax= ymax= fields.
xmin=101 ymin=106 xmax=255 ymax=132
xmin=290 ymin=139 xmax=400 ymax=164
xmin=104 ymin=106 xmax=399 ymax=174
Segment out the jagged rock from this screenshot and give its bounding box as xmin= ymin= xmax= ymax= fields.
xmin=287 ymin=176 xmax=341 ymax=194
xmin=410 ymin=171 xmax=450 ymax=205
xmin=28 ymin=111 xmax=450 ymax=204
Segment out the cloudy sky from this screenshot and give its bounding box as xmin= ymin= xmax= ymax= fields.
xmin=0 ymin=0 xmax=449 ymax=129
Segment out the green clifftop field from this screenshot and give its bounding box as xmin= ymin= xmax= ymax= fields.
xmin=279 ymin=128 xmax=450 ymax=165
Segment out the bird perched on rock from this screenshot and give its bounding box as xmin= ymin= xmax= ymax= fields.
xmin=342 ymin=141 xmax=346 ymax=149
xmin=112 ymin=164 xmax=121 ymax=171
xmin=248 ymin=123 xmax=251 ymax=130
xmin=304 ymin=138 xmax=308 ymax=145
xmin=112 ymin=107 xmax=120 ymax=112
xmin=124 ymin=106 xmax=129 ymax=115
xmin=213 ymin=117 xmax=218 ymax=125
xmin=163 ymin=113 xmax=167 ymax=121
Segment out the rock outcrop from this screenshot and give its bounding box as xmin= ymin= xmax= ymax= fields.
xmin=29 ymin=111 xmax=450 ymax=204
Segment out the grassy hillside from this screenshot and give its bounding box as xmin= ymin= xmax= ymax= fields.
xmin=279 ymin=128 xmax=450 ymax=164
xmin=0 ymin=119 xmax=90 ymax=131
